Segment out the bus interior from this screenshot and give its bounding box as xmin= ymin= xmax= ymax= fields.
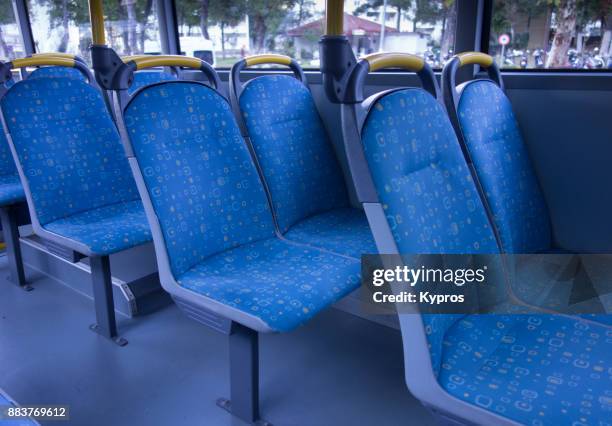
xmin=0 ymin=0 xmax=611 ymax=425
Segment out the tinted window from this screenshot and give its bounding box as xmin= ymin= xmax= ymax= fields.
xmin=27 ymin=0 xmax=162 ymax=63
xmin=174 ymin=0 xmax=457 ymax=68
xmin=0 ymin=0 xmax=25 ymax=61
xmin=490 ymin=0 xmax=612 ymax=69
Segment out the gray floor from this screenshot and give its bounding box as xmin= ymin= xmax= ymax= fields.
xmin=0 ymin=255 xmax=436 ymax=426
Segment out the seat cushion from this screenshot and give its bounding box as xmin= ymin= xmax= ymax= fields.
xmin=239 ymin=75 xmax=349 ymax=232
xmin=0 ymin=174 xmax=24 ymax=206
xmin=458 ymin=80 xmax=552 ymax=253
xmin=177 ymin=237 xmax=360 ymax=332
xmin=43 ymin=200 xmax=151 ymax=256
xmin=439 ymin=314 xmax=612 ymax=424
xmin=284 ymin=207 xmax=376 ymax=258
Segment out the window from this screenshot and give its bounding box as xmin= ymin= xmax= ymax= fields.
xmin=490 ymin=0 xmax=612 ymax=69
xmin=0 ymin=0 xmax=25 ymax=61
xmin=27 ymin=0 xmax=162 ymax=64
xmin=174 ymin=0 xmax=457 ymax=69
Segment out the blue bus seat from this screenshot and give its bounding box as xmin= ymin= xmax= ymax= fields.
xmin=458 ymin=80 xmax=551 ymax=253
xmin=0 ymin=68 xmax=152 ymax=343
xmin=440 ymin=314 xmax=611 ymax=424
xmin=128 ymin=70 xmax=178 ymax=95
xmin=233 ymin=69 xmax=375 ymax=259
xmin=1 ymin=78 xmax=151 ymax=257
xmin=443 ymin=54 xmax=552 ymax=255
xmin=345 ymin=55 xmax=610 ymax=425
xmin=443 ymin=53 xmax=611 ymax=326
xmin=0 ymin=78 xmax=24 ymax=206
xmin=122 ymin=80 xmax=360 ymax=333
xmin=0 ymin=174 xmax=24 ymax=206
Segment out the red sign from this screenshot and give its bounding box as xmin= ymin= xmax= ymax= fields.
xmin=498 ymin=34 xmax=511 ymax=46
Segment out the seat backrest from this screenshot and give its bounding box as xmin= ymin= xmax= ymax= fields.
xmin=456 ymin=80 xmax=551 ymax=253
xmin=1 ymin=78 xmax=140 ymax=225
xmin=128 ymin=70 xmax=178 ymax=95
xmin=360 ymin=88 xmax=499 ymax=374
xmin=123 ymin=81 xmax=275 ymax=277
xmin=0 ymin=79 xmax=16 ymax=178
xmin=28 ymin=66 xmax=86 ymax=80
xmin=238 ymin=75 xmax=349 ymax=232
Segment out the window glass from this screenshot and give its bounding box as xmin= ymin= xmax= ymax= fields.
xmin=0 ymin=0 xmax=25 ymax=61
xmin=175 ymin=0 xmax=457 ymax=68
xmin=490 ymin=0 xmax=612 ymax=69
xmin=27 ymin=0 xmax=162 ymax=63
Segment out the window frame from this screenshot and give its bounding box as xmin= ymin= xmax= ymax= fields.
xmin=481 ymin=0 xmax=612 ymax=74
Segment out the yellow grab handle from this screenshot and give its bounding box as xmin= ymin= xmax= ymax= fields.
xmin=32 ymin=52 xmax=76 ymax=59
xmin=11 ymin=57 xmax=76 ymax=69
xmin=244 ymin=54 xmax=292 ymax=67
xmin=121 ymin=55 xmax=153 ymax=62
xmin=129 ymin=55 xmax=203 ymax=70
xmin=363 ymin=52 xmax=425 ymax=72
xmin=456 ymin=52 xmax=494 ymax=68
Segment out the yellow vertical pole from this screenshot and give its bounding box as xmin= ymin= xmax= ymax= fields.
xmin=325 ymin=0 xmax=345 ymax=36
xmin=88 ymin=0 xmax=106 ymax=45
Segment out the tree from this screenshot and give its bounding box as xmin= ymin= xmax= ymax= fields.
xmin=547 ymin=0 xmax=578 ymax=67
xmin=41 ymin=0 xmax=89 ymax=52
xmin=355 ymin=0 xmax=412 ymax=31
xmin=438 ymin=0 xmax=456 ymax=55
xmin=209 ymin=0 xmax=247 ymax=57
xmin=248 ymin=0 xmax=296 ymax=53
xmin=0 ymin=0 xmax=15 ymax=60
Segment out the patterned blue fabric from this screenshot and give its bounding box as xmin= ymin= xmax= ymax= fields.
xmin=239 ymin=75 xmax=349 ymax=232
xmin=28 ymin=66 xmax=86 ymax=81
xmin=0 ymin=79 xmax=23 ymax=207
xmin=0 ymin=78 xmax=19 ymax=178
xmin=44 ymin=200 xmax=151 ymax=255
xmin=361 ymin=89 xmax=499 ymax=255
xmin=458 ymin=81 xmax=552 ymax=254
xmin=1 ymin=78 xmax=150 ymax=254
xmin=178 ymin=237 xmax=360 ymax=332
xmin=1 ymin=78 xmax=141 ymax=225
xmin=0 ymin=174 xmax=24 ymax=206
xmin=128 ymin=71 xmax=177 ymax=96
xmin=124 ymin=82 xmax=275 ymax=277
xmin=440 ymin=314 xmax=612 ymax=424
xmin=125 ymin=81 xmax=361 ymax=331
xmin=360 ymin=88 xmax=500 ymax=375
xmin=284 ymin=207 xmax=376 ymax=258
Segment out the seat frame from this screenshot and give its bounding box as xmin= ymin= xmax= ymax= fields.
xmin=0 ymin=202 xmax=29 ymax=290
xmin=110 ymin=65 xmax=272 ymax=424
xmin=339 ymin=64 xmax=520 ymax=425
xmin=0 ymin=62 xmax=130 ymax=346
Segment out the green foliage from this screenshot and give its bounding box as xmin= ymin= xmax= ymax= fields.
xmin=0 ymin=0 xmax=15 ymax=25
xmin=210 ymin=0 xmax=248 ymax=27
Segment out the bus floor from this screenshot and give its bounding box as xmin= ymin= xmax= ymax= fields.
xmin=0 ymin=254 xmax=436 ymax=426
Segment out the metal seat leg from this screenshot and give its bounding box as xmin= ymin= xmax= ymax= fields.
xmin=0 ymin=205 xmax=29 ymax=291
xmin=89 ymin=255 xmax=127 ymax=346
xmin=217 ymin=322 xmax=271 ymax=425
